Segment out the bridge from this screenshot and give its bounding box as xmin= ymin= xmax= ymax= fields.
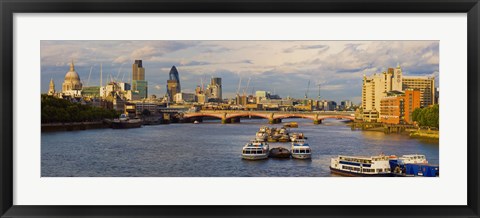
xmin=182 ymin=110 xmax=355 ymax=124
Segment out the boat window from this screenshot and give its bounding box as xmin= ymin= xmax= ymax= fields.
xmin=246 ymin=150 xmax=251 ymax=154
xmin=305 ymin=149 xmax=310 ymax=153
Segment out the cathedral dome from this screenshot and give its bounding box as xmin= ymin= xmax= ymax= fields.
xmin=64 ymin=61 xmax=81 ymax=82
xmin=62 ymin=60 xmax=83 ymax=93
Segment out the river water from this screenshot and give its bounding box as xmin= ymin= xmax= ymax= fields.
xmin=41 ymin=119 xmax=439 ymax=177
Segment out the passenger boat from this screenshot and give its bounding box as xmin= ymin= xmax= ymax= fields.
xmin=242 ymin=140 xmax=269 ymax=160
xmin=278 ymin=135 xmax=290 ymax=142
xmin=330 ymin=155 xmax=392 ymax=176
xmin=269 ymin=147 xmax=291 ymax=158
xmin=290 ymin=132 xmax=306 ymax=141
xmin=259 ymin=126 xmax=268 ymax=133
xmin=255 ymin=132 xmax=268 ymax=141
xmin=389 ymin=155 xmax=438 ymax=177
xmin=267 ymin=136 xmax=279 ymax=142
xmin=284 ymin=122 xmax=298 ymax=128
xmin=291 ymin=139 xmax=311 ymax=159
xmin=110 ymin=114 xmax=142 ymax=129
xmin=398 ymin=154 xmax=428 ymax=164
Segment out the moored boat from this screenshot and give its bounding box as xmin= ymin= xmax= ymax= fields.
xmin=284 ymin=122 xmax=298 ymax=128
xmin=330 ymin=154 xmax=392 ymax=176
xmin=269 ymin=147 xmax=291 ymax=158
xmin=255 ymin=132 xmax=268 ymax=141
xmin=291 ymin=139 xmax=311 ymax=159
xmin=242 ymin=140 xmax=269 ymax=160
xmin=389 ymin=155 xmax=438 ymax=177
xmin=110 ymin=114 xmax=142 ymax=129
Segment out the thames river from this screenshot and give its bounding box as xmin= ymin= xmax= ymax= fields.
xmin=41 ymin=119 xmax=439 ymax=177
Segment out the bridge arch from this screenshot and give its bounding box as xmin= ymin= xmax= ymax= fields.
xmin=318 ymin=115 xmax=355 ymax=121
xmin=183 ymin=113 xmax=224 ymax=120
xmin=274 ymin=114 xmax=315 ymax=120
xmin=226 ymin=113 xmax=271 ymax=120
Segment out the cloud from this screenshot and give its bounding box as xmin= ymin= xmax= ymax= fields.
xmin=283 ymin=44 xmax=329 ymax=53
xmin=41 ymin=40 xmax=439 ymax=103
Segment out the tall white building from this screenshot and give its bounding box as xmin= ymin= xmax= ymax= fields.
xmin=361 ymin=65 xmax=403 ymax=121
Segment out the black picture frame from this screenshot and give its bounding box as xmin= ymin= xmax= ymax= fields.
xmin=1 ymin=0 xmax=479 ymax=217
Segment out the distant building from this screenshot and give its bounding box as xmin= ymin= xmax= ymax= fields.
xmin=48 ymin=78 xmax=56 ymax=96
xmin=132 ymin=60 xmax=145 ymax=80
xmin=82 ymin=86 xmax=100 ymax=98
xmin=174 ymin=92 xmax=196 ymax=103
xmin=132 ymin=60 xmax=148 ymax=99
xmin=196 ymin=93 xmax=207 ymax=104
xmin=402 ymin=76 xmax=435 ymax=107
xmin=340 ymin=100 xmax=353 ymax=110
xmin=255 ymin=90 xmax=269 ymax=103
xmin=61 ymin=60 xmax=83 ymax=97
xmin=380 ymin=89 xmax=421 ymax=124
xmin=362 ymin=65 xmax=403 ymax=121
xmin=206 ymin=77 xmax=222 ymax=101
xmin=166 ymin=66 xmax=181 ymax=102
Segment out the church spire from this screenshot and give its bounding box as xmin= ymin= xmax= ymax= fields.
xmin=70 ymin=59 xmax=75 ymax=71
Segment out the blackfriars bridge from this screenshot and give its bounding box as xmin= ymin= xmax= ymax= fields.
xmin=182 ymin=110 xmax=355 ymax=124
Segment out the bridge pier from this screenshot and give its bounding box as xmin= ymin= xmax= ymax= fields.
xmin=222 ymin=117 xmax=240 ymax=124
xmin=313 ymin=119 xmax=322 ymax=125
xmin=269 ymin=118 xmax=282 ymax=124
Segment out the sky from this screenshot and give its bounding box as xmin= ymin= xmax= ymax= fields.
xmin=41 ymin=40 xmax=439 ymax=103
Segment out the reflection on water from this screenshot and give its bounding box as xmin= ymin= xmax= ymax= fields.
xmin=41 ymin=119 xmax=439 ymax=177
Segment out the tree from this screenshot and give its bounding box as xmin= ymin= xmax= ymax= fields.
xmin=411 ymin=105 xmax=439 ymax=129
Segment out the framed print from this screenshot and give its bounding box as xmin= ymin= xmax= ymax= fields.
xmin=1 ymin=0 xmax=479 ymax=217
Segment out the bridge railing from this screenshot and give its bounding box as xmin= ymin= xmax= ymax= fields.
xmin=184 ymin=109 xmax=353 ymax=115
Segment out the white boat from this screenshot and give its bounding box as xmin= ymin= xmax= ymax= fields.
xmin=255 ymin=132 xmax=267 ymax=141
xmin=242 ymin=140 xmax=269 ymax=160
xmin=398 ymin=154 xmax=428 ymax=164
xmin=291 ymin=139 xmax=311 ymax=159
xmin=330 ymin=155 xmax=392 ymax=177
xmin=193 ymin=120 xmax=200 ymax=124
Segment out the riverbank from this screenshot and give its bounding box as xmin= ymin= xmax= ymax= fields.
xmin=349 ymin=121 xmax=439 ymax=140
xmin=408 ymin=129 xmax=439 ymax=140
xmin=42 ymin=121 xmax=109 ymax=132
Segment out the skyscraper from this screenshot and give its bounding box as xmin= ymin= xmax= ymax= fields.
xmin=206 ymin=77 xmax=222 ymax=101
xmin=132 ymin=60 xmax=147 ymax=99
xmin=132 ymin=60 xmax=145 ymax=80
xmin=166 ymin=66 xmax=181 ymax=102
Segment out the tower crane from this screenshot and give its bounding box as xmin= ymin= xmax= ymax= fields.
xmin=305 ymin=80 xmax=310 ymax=99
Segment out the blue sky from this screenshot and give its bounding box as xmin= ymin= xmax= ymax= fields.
xmin=41 ymin=40 xmax=439 ymax=103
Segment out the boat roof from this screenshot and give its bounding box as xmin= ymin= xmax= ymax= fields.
xmin=337 ymin=155 xmax=389 ymax=160
xmin=401 ymin=154 xmax=425 ymax=157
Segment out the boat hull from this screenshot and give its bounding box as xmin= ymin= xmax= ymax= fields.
xmin=269 ymin=148 xmax=291 ymax=158
xmin=292 ymin=153 xmax=311 ymax=159
xmin=329 ymin=167 xmax=392 ymax=177
xmin=111 ymin=121 xmax=142 ymax=129
xmin=242 ymin=154 xmax=269 ymax=160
